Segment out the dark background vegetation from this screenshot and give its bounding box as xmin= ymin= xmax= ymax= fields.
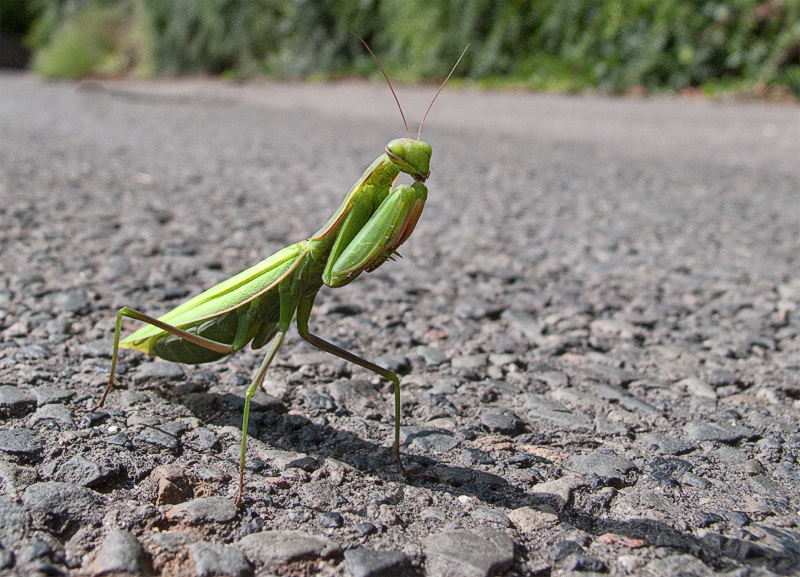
xmin=2 ymin=0 xmax=800 ymax=97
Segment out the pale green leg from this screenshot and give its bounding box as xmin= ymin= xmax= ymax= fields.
xmin=294 ymin=295 xmax=409 ymax=478
xmin=236 ymin=330 xmax=286 ymax=506
xmin=96 ymin=307 xmax=235 ymax=411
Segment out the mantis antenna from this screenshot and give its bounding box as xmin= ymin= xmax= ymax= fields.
xmin=356 ymin=35 xmax=469 ymax=142
xmin=417 ymin=44 xmax=470 ymax=140
xmin=356 ymin=35 xmax=411 ymax=139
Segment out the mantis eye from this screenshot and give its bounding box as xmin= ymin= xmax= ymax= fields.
xmin=387 ymin=141 xmax=405 ymax=157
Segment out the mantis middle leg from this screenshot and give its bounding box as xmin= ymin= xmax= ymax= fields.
xmin=294 ymin=294 xmax=409 ymax=477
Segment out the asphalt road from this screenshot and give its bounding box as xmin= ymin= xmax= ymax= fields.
xmin=1 ymin=72 xmax=800 ymax=576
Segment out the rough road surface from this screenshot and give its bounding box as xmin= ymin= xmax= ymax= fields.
xmin=1 ymin=72 xmax=800 ymax=576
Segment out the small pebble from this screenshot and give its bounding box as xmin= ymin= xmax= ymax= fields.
xmin=424 ymin=528 xmax=514 ymax=577
xmin=0 ymin=386 xmax=36 ymax=418
xmin=355 ymin=522 xmax=379 ymax=537
xmin=189 ymin=542 xmax=253 ymax=577
xmin=0 ymin=429 xmax=42 ymax=456
xmin=166 ymin=497 xmax=237 ymax=524
xmin=235 ymin=530 xmax=341 ymax=565
xmin=344 ymin=548 xmax=410 ymax=577
xmin=85 ymin=530 xmax=146 ymax=576
xmin=318 ymin=512 xmax=344 ymax=528
xmin=480 ymin=409 xmax=525 ymax=435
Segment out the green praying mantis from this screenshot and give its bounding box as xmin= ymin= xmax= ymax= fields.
xmin=97 ymin=40 xmax=468 ymax=505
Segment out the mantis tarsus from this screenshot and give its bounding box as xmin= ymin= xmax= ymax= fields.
xmin=97 ymin=40 xmax=468 ymax=505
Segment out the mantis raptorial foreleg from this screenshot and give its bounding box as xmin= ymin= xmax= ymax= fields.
xmin=97 ymin=40 xmax=468 ymax=505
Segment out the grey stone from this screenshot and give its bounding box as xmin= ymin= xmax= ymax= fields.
xmin=21 ymin=482 xmax=100 ymax=534
xmin=318 ymin=512 xmax=344 ymax=528
xmin=328 ymin=380 xmax=382 ymax=417
xmin=479 ymin=408 xmax=525 ymax=435
xmin=712 ymin=445 xmax=749 ymax=464
xmin=103 ymin=255 xmax=133 ymax=281
xmin=749 ymin=474 xmax=788 ymax=497
xmin=184 ymin=427 xmax=220 ymax=452
xmin=451 ymin=354 xmax=487 ymax=371
xmin=684 ymin=422 xmax=756 ymax=443
xmin=148 ymin=531 xmax=194 ymax=553
xmin=133 ymin=362 xmax=185 ymax=382
xmin=28 ymin=403 xmax=74 ymax=427
xmin=470 ymin=507 xmax=512 ymax=528
xmin=18 ymin=344 xmax=50 ymax=360
xmin=501 ymin=309 xmax=541 ymax=340
xmin=0 ymin=428 xmax=42 ymax=456
xmin=18 ymin=535 xmax=58 ymax=564
xmin=235 ymin=530 xmax=340 ymax=566
xmin=54 ymin=456 xmax=117 ymax=488
xmin=0 ymin=461 xmax=38 ymax=494
xmin=535 ymin=370 xmax=570 ymax=389
xmin=424 ymin=393 xmax=459 ymax=415
xmin=412 ymin=346 xmax=449 ymax=366
xmin=681 ymin=472 xmax=711 ymax=489
xmin=303 ymin=389 xmax=336 ymax=411
xmin=563 ymin=553 xmax=607 ymax=572
xmin=166 ymin=497 xmax=238 ymax=524
xmin=647 ymin=456 xmax=693 ymax=480
xmin=455 ymin=299 xmax=502 ymax=320
xmin=355 ymin=522 xmax=378 ymax=537
xmin=86 ymin=529 xmax=146 ymax=576
xmin=678 ymin=377 xmax=718 ymax=399
xmin=256 ymin=449 xmax=316 ymax=471
xmin=593 ymin=383 xmax=660 ymax=415
xmin=487 ymin=353 xmax=518 ymax=367
xmin=0 ymin=386 xmax=36 ymax=418
xmin=569 ymin=451 xmax=636 ymax=480
xmin=708 ymin=369 xmax=740 ymax=388
xmin=461 ymin=448 xmax=494 ymax=465
xmin=107 ymin=432 xmax=134 ymax=449
xmin=530 ymin=476 xmax=586 ymax=511
xmin=642 ymin=554 xmax=715 ymax=577
xmin=400 ymin=427 xmax=459 ymax=452
xmin=344 ymin=548 xmax=410 ymax=577
xmin=284 ymin=455 xmax=319 ymax=472
xmin=424 ymin=528 xmax=514 ymax=577
xmin=508 ymin=506 xmax=559 ymax=532
xmin=523 ymin=394 xmax=593 ymax=431
xmin=30 ymin=386 xmax=75 ymax=406
xmin=52 ymin=290 xmax=89 ymax=312
xmin=190 ymin=542 xmax=253 ymax=577
xmin=157 ymin=420 xmax=190 ymax=437
xmin=722 ymin=510 xmax=750 ymax=527
xmin=550 ymin=540 xmax=583 ymax=562
xmin=637 ymin=432 xmax=695 ymax=455
xmin=0 ymin=497 xmax=30 ymax=548
xmin=0 ymin=549 xmax=13 ymax=570
xmin=373 ymin=355 xmax=410 ymax=374
xmin=135 ymin=426 xmax=180 ymax=451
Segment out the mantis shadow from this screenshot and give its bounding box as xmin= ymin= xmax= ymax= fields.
xmin=164 ymin=384 xmax=800 ymax=575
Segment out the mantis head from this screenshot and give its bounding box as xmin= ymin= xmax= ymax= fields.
xmin=386 ymin=138 xmax=432 ymax=182
xmin=357 ymin=36 xmax=468 ymax=184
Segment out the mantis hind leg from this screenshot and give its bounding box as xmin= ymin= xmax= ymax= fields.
xmin=294 ymin=295 xmax=410 ymax=479
xmin=96 ymin=307 xmax=237 ymax=410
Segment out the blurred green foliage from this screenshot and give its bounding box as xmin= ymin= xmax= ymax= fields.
xmin=24 ymin=0 xmax=800 ymax=97
xmin=28 ymin=0 xmax=155 ymax=77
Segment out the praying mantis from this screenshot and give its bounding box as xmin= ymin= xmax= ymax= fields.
xmin=97 ymin=40 xmax=468 ymax=505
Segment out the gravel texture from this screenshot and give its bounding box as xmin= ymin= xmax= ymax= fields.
xmin=1 ymin=71 xmax=800 ymax=576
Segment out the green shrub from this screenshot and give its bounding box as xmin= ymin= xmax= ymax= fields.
xmin=29 ymin=0 xmax=155 ymax=78
xmin=26 ymin=0 xmax=800 ymax=97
